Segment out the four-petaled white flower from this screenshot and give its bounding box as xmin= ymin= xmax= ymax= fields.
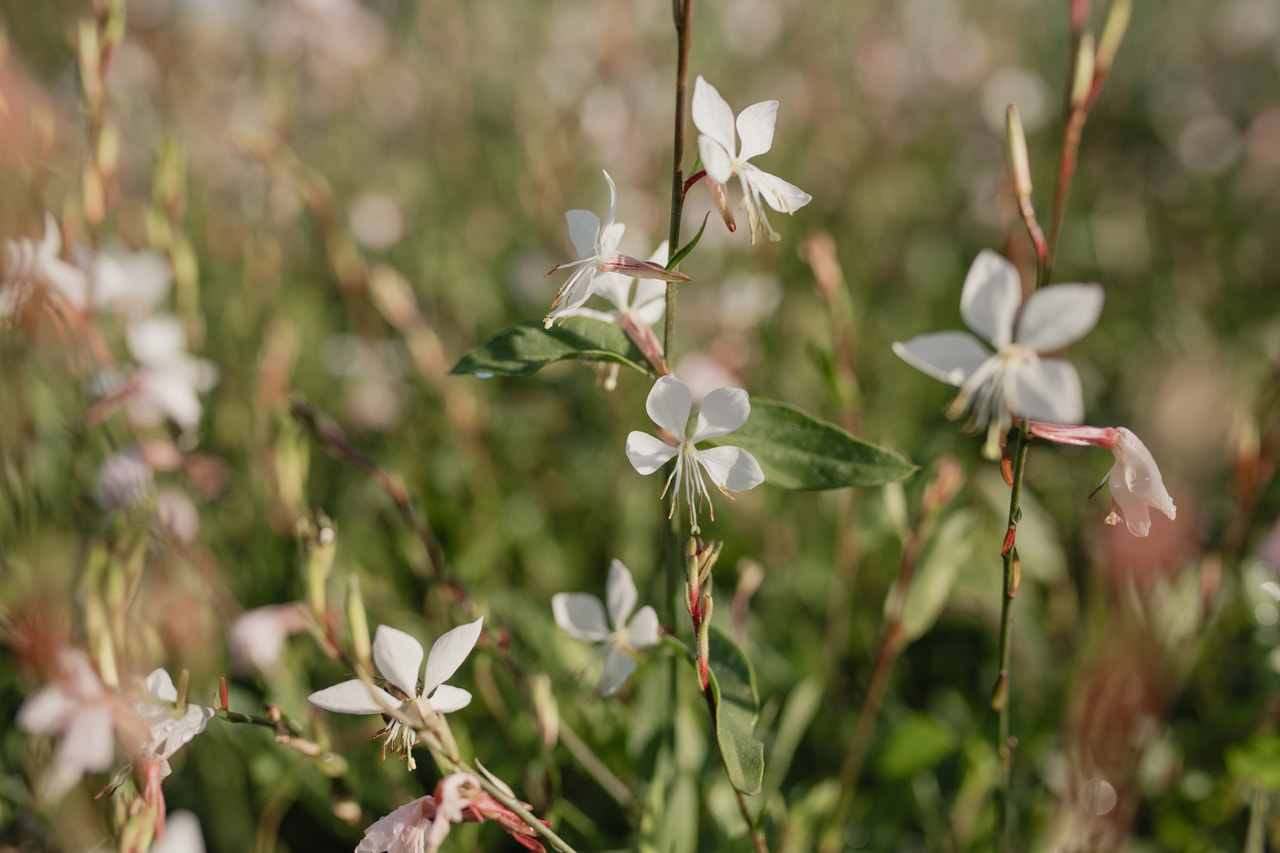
xmin=1103 ymin=427 xmax=1177 ymax=537
xmin=893 ymin=249 xmax=1104 ymax=459
xmin=626 ymin=376 xmax=764 ymax=531
xmin=133 ymin=668 xmax=213 ymax=778
xmin=120 ymin=315 xmax=221 ymax=432
xmin=691 ymin=76 xmax=812 ymax=244
xmin=552 ymin=560 xmax=660 ymax=697
xmin=1 ymin=213 xmax=89 ymax=317
xmin=559 ymin=241 xmax=669 ymax=330
xmin=544 ymin=171 xmax=686 ymax=328
xmin=308 ymin=618 xmax=483 ymax=770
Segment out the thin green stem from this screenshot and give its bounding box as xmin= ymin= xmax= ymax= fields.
xmin=994 ymin=420 xmax=1031 ymax=850
xmin=663 ymin=0 xmax=693 ymax=359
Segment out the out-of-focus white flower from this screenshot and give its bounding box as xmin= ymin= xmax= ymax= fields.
xmin=151 ymin=811 xmax=206 ymax=853
xmin=1026 ymin=422 xmax=1177 ymax=537
xmin=308 ymin=619 xmax=483 ymax=770
xmin=133 ymin=669 xmax=213 ymax=779
xmin=1103 ymin=427 xmax=1177 ymax=537
xmin=691 ymin=76 xmax=812 ymax=244
xmin=1 ymin=213 xmax=88 ymax=316
xmin=16 ymin=649 xmax=145 ymax=801
xmin=559 ymin=241 xmax=668 ymax=330
xmin=228 ymin=602 xmax=311 ymax=675
xmin=544 ymin=171 xmax=686 ymax=327
xmin=82 ymin=248 xmax=172 ymax=319
xmin=552 ymin=560 xmax=660 ymax=697
xmin=893 ymin=250 xmax=1104 ymax=458
xmin=122 ymin=315 xmax=220 ymax=432
xmin=626 ymin=375 xmax=764 ymax=530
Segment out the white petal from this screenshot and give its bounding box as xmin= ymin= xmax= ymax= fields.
xmin=373 ymin=625 xmax=425 ymax=697
xmin=421 ymin=617 xmax=483 ymax=696
xmin=691 ymin=386 xmax=751 ymax=442
xmin=1016 ymin=283 xmax=1105 ymax=352
xmin=1007 ymin=358 xmax=1084 ymax=423
xmin=691 ymin=77 xmax=737 ymax=160
xmin=598 ymin=221 xmax=626 ymax=258
xmin=698 ymin=134 xmax=736 ymax=186
xmin=646 ymin=375 xmax=693 ymax=436
xmin=145 ymin=668 xmax=178 ymax=702
xmin=1108 ymin=427 xmax=1176 ymax=536
xmin=136 ymin=371 xmax=204 ymax=432
xmin=152 ymin=811 xmax=206 ymax=853
xmin=62 ymin=706 xmax=116 ymax=772
xmin=590 ymin=269 xmax=632 ymax=311
xmin=356 ymin=798 xmax=429 ymax=853
xmin=892 ymin=332 xmax=994 ymax=386
xmin=626 ymin=431 xmax=679 ymax=475
xmin=625 ymin=605 xmax=660 ymax=649
xmin=596 ymin=645 xmax=638 ymax=697
xmin=600 ymin=169 xmax=619 ymax=231
xmin=742 ymin=167 xmax=811 ymax=214
xmin=960 ymin=250 xmax=1021 ymax=348
xmin=40 ymin=212 xmax=62 ymax=257
xmin=695 ymin=445 xmax=765 ymax=493
xmin=564 ymin=209 xmax=600 ymax=259
xmin=128 ymin=315 xmax=188 ymax=364
xmin=551 ymin=593 xmax=610 ymax=641
xmin=605 ymin=559 xmax=638 ymax=629
xmin=427 ymin=684 xmax=473 ymax=714
xmin=308 ymin=679 xmax=399 ymax=715
xmin=17 ymin=685 xmax=75 ymax=735
xmin=735 ymin=100 xmax=779 ymax=162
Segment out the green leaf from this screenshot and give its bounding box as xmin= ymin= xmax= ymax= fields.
xmin=451 ymin=317 xmax=656 ymax=378
xmin=668 ymin=213 xmax=710 ymax=270
xmin=706 ymin=627 xmax=765 ymax=795
xmin=888 ymin=509 xmax=975 ymax=644
xmin=877 ymin=714 xmax=957 ymax=780
xmin=705 ymin=399 xmax=915 ymax=490
xmin=1227 ymin=736 xmax=1280 ymax=789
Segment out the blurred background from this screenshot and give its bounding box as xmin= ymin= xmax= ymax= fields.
xmin=1 ymin=0 xmax=1279 ymax=850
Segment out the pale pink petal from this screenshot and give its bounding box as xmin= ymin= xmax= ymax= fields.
xmin=892 ymin=332 xmax=994 ymax=386
xmin=605 ymin=559 xmax=638 ymax=629
xmin=551 ymin=593 xmax=610 ymax=641
xmin=1106 ymin=427 xmax=1176 ymax=537
xmin=62 ymin=705 xmax=116 ymax=773
xmin=959 ymin=250 xmax=1022 ymax=349
xmin=695 ymin=445 xmax=764 ymax=493
xmin=17 ymin=686 xmax=75 ymax=735
xmin=691 ymin=386 xmax=751 ymax=442
xmin=1016 ymin=283 xmax=1105 ymax=352
xmin=421 ymin=617 xmax=483 ymax=696
xmin=735 ymin=100 xmax=779 ymax=162
xmin=626 ymin=431 xmax=679 ymax=474
xmin=645 ymin=375 xmax=693 ymax=436
xmin=373 ymin=625 xmax=426 ymax=697
xmin=356 ymin=797 xmax=434 ymax=853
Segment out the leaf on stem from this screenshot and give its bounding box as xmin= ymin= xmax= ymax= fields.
xmin=706 ymin=627 xmax=764 ymax=795
xmin=702 ymin=399 xmax=915 ymax=490
xmin=667 ymin=213 xmax=710 ymax=270
xmin=451 ymin=317 xmax=656 ymax=378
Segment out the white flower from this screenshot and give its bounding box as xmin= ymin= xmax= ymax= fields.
xmin=691 ymin=76 xmax=812 ymax=244
xmin=83 ymin=248 xmax=172 ymax=319
xmin=133 ymin=669 xmax=213 ymax=778
xmin=552 ymin=560 xmax=660 ymax=697
xmin=16 ymin=649 xmax=143 ymax=801
xmin=626 ymin=376 xmax=764 ymax=531
xmin=123 ymin=315 xmax=220 ymax=432
xmin=308 ymin=618 xmax=483 ymax=770
xmin=544 ymin=171 xmax=686 ymax=328
xmin=1104 ymin=427 xmax=1177 ymax=537
xmin=151 ymin=812 xmax=206 ymax=853
xmin=356 ymin=774 xmax=481 ymax=853
xmin=228 ymin=602 xmax=310 ymax=675
xmin=1 ymin=213 xmax=89 ymax=316
xmin=892 ymin=250 xmax=1104 ymax=458
xmin=559 ymin=241 xmax=669 ymax=330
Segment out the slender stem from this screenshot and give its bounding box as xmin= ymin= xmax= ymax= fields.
xmin=1044 ymin=105 xmax=1088 ymax=279
xmin=663 ymin=0 xmax=693 ymax=359
xmin=994 ymin=420 xmax=1031 ymax=850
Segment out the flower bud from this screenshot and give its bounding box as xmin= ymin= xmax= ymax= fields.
xmin=345 ymin=575 xmax=371 ymax=668
xmin=1005 ymin=105 xmax=1034 ymax=201
xmin=1070 ymin=33 xmax=1096 ymax=110
xmin=1095 ymin=0 xmax=1132 ymax=78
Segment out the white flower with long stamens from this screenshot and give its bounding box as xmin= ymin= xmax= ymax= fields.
xmin=544 ymin=171 xmax=687 ymax=328
xmin=134 ymin=669 xmax=213 ymax=778
xmin=552 ymin=560 xmax=660 ymax=697
xmin=893 ymin=250 xmax=1104 ymax=459
xmin=308 ymin=618 xmax=483 ymax=771
xmin=626 ymin=375 xmax=764 ymax=531
xmin=560 ymin=241 xmax=668 ymax=329
xmin=1026 ymin=422 xmax=1177 ymax=537
xmin=1 ymin=213 xmax=89 ymax=316
xmin=691 ymin=76 xmax=812 ymax=244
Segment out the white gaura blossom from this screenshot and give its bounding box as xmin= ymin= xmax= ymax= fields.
xmin=544 ymin=171 xmax=686 ymax=328
xmin=691 ymin=76 xmax=812 ymax=244
xmin=119 ymin=315 xmax=220 ymax=432
xmin=893 ymin=250 xmax=1105 ymax=458
xmin=559 ymin=241 xmax=669 ymax=330
xmin=133 ymin=669 xmax=213 ymax=778
xmin=626 ymin=375 xmax=764 ymax=531
xmin=151 ymin=812 xmax=206 ymax=853
xmin=552 ymin=560 xmax=660 ymax=697
xmin=1 ymin=213 xmax=89 ymax=316
xmin=1026 ymin=422 xmax=1177 ymax=537
xmin=308 ymin=619 xmax=483 ymax=770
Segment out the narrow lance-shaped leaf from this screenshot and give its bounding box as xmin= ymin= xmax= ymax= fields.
xmin=667 ymin=213 xmax=710 ymax=271
xmin=451 ymin=317 xmax=656 ymax=378
xmin=704 ymin=399 xmax=915 ymax=490
xmin=706 ymin=627 xmax=764 ymax=795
